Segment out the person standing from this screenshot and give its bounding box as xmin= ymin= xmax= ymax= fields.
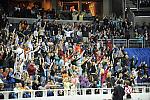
xmin=112 ymin=80 xmax=125 ymax=100
xmin=0 ymin=79 xmax=4 ymax=99
xmin=124 ymin=80 xmax=132 ymax=99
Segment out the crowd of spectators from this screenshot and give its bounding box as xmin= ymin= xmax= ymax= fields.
xmin=12 ymin=3 xmax=55 ymax=19
xmin=139 ymin=0 xmax=150 ymax=7
xmin=9 ymin=3 xmax=93 ymax=21
xmin=130 ymin=0 xmax=150 ymax=7
xmin=0 ymin=15 xmax=150 ymax=99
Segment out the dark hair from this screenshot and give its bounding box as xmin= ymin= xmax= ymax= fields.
xmin=117 ymin=80 xmax=121 ymax=84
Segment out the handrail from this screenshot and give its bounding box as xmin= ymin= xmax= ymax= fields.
xmin=134 ymin=83 xmax=150 ymax=86
xmin=128 ymin=39 xmax=144 ymax=48
xmin=7 ymin=17 xmax=92 ymax=24
xmin=0 ymin=87 xmax=150 ymax=99
xmin=98 ymin=39 xmax=145 ymax=48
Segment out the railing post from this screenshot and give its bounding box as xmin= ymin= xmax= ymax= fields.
xmin=18 ymin=91 xmax=22 ymax=99
xmin=108 ymin=88 xmax=111 ymax=94
xmin=31 ymin=90 xmax=35 ymax=98
xmin=82 ymin=88 xmax=86 ymax=95
xmin=128 ymin=39 xmax=129 ymax=48
xmin=54 ymin=89 xmax=57 ymax=96
xmin=75 ymin=89 xmax=78 ymax=95
xmin=64 ymin=89 xmax=68 ymax=96
xmin=142 ymin=87 xmax=146 ymax=93
xmin=91 ymin=88 xmax=95 ymax=95
xmin=71 ymin=89 xmax=77 ymax=95
xmin=126 ymin=39 xmax=127 ymax=48
xmin=78 ymin=89 xmax=82 ymax=95
xmin=70 ymin=89 xmax=74 ymax=95
xmin=3 ymin=91 xmax=9 ymax=99
xmin=43 ymin=90 xmax=47 ymax=97
xmin=68 ymin=90 xmax=70 ymax=96
xmin=113 ymin=39 xmax=115 ymax=48
xmin=99 ymin=88 xmax=102 ymax=94
xmin=142 ymin=38 xmax=144 ymax=48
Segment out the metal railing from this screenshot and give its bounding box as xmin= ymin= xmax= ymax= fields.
xmin=105 ymin=38 xmax=150 ymax=48
xmin=128 ymin=38 xmax=144 ymax=48
xmin=0 ymin=87 xmax=150 ymax=99
xmin=7 ymin=17 xmax=92 ymax=24
xmin=145 ymin=40 xmax=150 ymax=48
xmin=98 ymin=38 xmax=147 ymax=48
xmin=113 ymin=39 xmax=128 ymax=48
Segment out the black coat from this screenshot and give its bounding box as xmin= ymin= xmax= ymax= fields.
xmin=112 ymin=85 xmax=125 ymax=100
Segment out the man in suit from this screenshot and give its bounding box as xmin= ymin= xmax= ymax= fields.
xmin=112 ymin=80 xmax=125 ymax=100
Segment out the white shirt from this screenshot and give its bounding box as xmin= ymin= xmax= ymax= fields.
xmin=79 ymin=15 xmax=84 ymax=21
xmin=34 ymin=30 xmax=38 ymax=37
xmin=40 ymin=29 xmax=45 ymax=36
xmin=72 ymin=14 xmax=78 ymax=20
xmin=15 ymin=36 xmax=19 ymax=44
xmin=65 ymin=42 xmax=69 ymax=49
xmin=15 ymin=47 xmax=24 ymax=59
xmin=27 ymin=41 xmax=33 ymax=50
xmin=77 ymin=31 xmax=82 ymax=37
xmin=57 ymin=34 xmax=63 ymax=40
xmin=125 ymin=86 xmax=132 ymax=94
xmin=14 ymin=72 xmax=21 ymax=80
xmin=64 ymin=30 xmax=74 ymax=37
xmin=97 ymin=42 xmax=100 ymax=49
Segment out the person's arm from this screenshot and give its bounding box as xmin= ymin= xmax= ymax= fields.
xmin=81 ymin=58 xmax=88 ymax=65
xmin=63 ymin=29 xmax=67 ymax=33
xmin=31 ymin=45 xmax=40 ymax=53
xmin=134 ymin=57 xmax=138 ymax=66
xmin=0 ymin=45 xmax=4 ymax=52
xmin=76 ymin=50 xmax=85 ymax=61
xmin=69 ymin=30 xmax=74 ymax=34
xmin=19 ymin=32 xmax=26 ymax=37
xmin=68 ymin=53 xmax=74 ymax=59
xmin=13 ymin=28 xmax=16 ymax=34
xmin=49 ymin=60 xmax=55 ymax=69
xmin=43 ymin=21 xmax=46 ymax=29
xmin=79 ymin=50 xmax=85 ymax=58
xmin=12 ymin=49 xmax=17 ymax=53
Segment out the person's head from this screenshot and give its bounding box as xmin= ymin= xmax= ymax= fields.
xmin=0 ymin=68 xmax=3 ymax=73
xmin=5 ymin=68 xmax=9 ymax=73
xmin=18 ymin=83 xmax=22 ymax=88
xmin=15 ymin=83 xmax=19 ymax=88
xmin=27 ymin=82 xmax=32 ymax=87
xmin=116 ymin=80 xmax=122 ymax=85
xmin=0 ymin=82 xmax=4 ymax=90
xmin=9 ymin=68 xmax=13 ymax=73
xmin=131 ymin=68 xmax=135 ymax=71
xmin=125 ymin=80 xmax=130 ymax=86
xmin=24 ymin=20 xmax=28 ymax=24
xmin=30 ymin=60 xmax=34 ymax=64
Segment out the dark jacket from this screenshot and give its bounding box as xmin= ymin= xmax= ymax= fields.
xmin=113 ymin=85 xmax=125 ymax=100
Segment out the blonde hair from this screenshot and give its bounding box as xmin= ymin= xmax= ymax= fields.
xmin=107 ymin=72 xmax=111 ymax=78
